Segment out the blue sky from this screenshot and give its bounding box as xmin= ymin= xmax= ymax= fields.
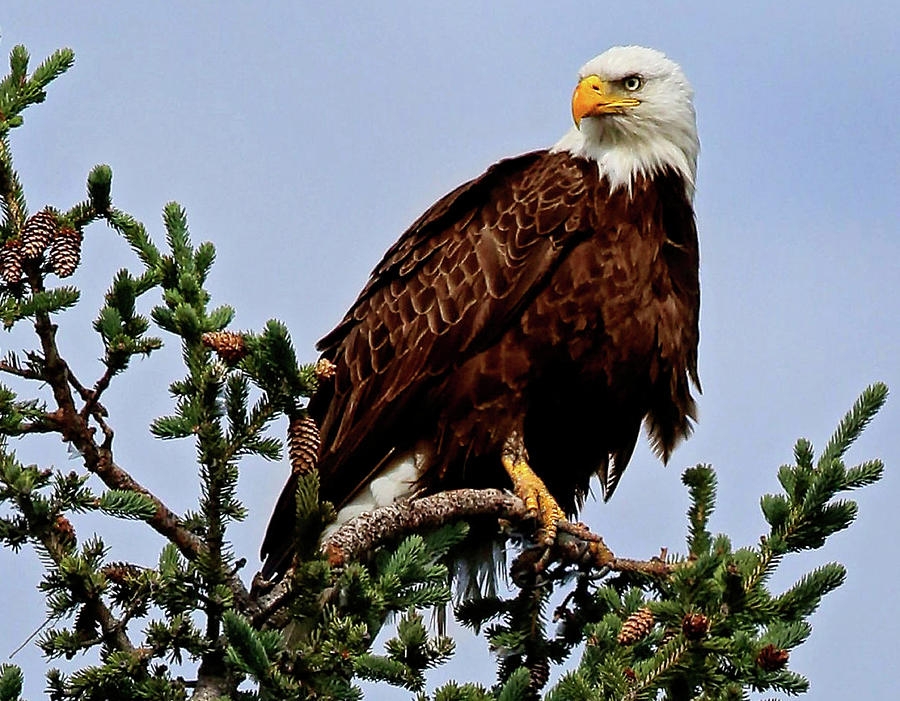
xmin=1 ymin=2 xmax=898 ymax=698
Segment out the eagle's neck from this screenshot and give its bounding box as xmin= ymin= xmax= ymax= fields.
xmin=551 ymin=123 xmax=698 ymax=200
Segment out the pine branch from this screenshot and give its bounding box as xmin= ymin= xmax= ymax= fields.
xmin=0 ymin=358 xmax=40 ymax=380
xmin=28 ymin=307 xmax=206 ymax=561
xmin=8 ymin=476 xmax=134 ymax=656
xmin=683 ymin=465 xmax=715 ymax=556
xmin=77 ymin=363 xmax=116 ymax=420
xmin=0 ymin=136 xmax=27 ymax=232
xmin=818 ymin=383 xmax=888 ymax=467
xmin=15 ymin=261 xmax=227 ymax=579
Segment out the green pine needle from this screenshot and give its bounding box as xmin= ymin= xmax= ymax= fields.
xmin=163 ymin=202 xmax=192 ymax=265
xmin=7 ymin=287 xmax=80 ymax=326
xmin=107 ymin=209 xmax=161 ymax=268
xmin=773 ymin=561 xmax=846 ymax=620
xmin=843 ymin=459 xmax=884 ymax=489
xmin=819 ymin=382 xmax=888 ymax=467
xmin=87 ymin=164 xmax=112 ymax=213
xmin=683 ymin=464 xmax=716 ymax=555
xmin=496 ymin=667 xmax=531 ymax=701
xmin=421 ymin=522 xmax=469 ymax=560
xmin=96 ymin=490 xmax=157 ymax=520
xmin=194 ymin=242 xmax=217 ymax=282
xmin=760 ymin=493 xmax=790 ymax=530
xmin=223 ymin=610 xmax=272 ymax=679
xmin=8 ymin=45 xmax=29 ymax=82
xmin=0 ymin=664 xmax=23 ymax=701
xmin=150 ymin=414 xmax=195 ymax=439
xmin=28 ymin=48 xmax=75 ymax=92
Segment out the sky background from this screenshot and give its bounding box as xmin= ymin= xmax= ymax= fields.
xmin=1 ymin=2 xmax=897 ymax=699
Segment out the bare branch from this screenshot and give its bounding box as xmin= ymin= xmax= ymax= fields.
xmin=78 ymin=363 xmax=116 ymax=421
xmin=66 ymin=368 xmax=93 ymax=403
xmin=15 ymin=421 xmax=60 ymax=435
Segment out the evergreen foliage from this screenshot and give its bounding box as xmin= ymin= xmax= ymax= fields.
xmin=0 ymin=36 xmax=889 ymax=700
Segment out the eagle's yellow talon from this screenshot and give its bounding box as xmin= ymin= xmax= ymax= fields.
xmin=502 ymin=455 xmax=566 ymax=545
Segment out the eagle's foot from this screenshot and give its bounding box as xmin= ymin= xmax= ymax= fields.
xmin=501 ymin=454 xmax=566 ymax=546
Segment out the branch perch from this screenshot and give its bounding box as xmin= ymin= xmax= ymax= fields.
xmin=322 ymin=488 xmax=526 ymax=566
xmin=321 ymin=488 xmax=675 ymax=576
xmin=253 ymin=488 xmax=677 ymax=627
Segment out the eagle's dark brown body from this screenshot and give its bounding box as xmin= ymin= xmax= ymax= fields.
xmin=262 ymin=149 xmax=699 ymax=576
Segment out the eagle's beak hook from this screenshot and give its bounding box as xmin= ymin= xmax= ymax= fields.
xmin=572 ymin=75 xmax=640 ymax=128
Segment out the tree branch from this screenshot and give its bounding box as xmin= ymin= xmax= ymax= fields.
xmin=11 ymin=271 xmax=260 ymax=638
xmin=78 ymin=363 xmax=116 ymax=421
xmin=19 ymin=276 xmax=253 ymax=612
xmin=66 ymin=367 xmax=94 ymax=403
xmin=15 ymin=502 xmax=134 ymax=656
xmin=252 ymin=488 xmax=678 ymax=627
xmin=320 ymin=488 xmax=675 ymax=577
xmin=321 ymin=488 xmax=525 ymax=566
xmin=0 ymin=359 xmax=41 ymax=381
xmin=22 ymin=274 xmax=201 ymax=558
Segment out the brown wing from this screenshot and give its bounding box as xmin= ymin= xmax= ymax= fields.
xmin=312 ymin=150 xmax=600 ymax=504
xmin=642 ymin=170 xmax=701 ymax=464
xmin=260 ymin=151 xmax=595 ymax=574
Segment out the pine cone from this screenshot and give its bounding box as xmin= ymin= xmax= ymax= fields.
xmin=21 ymin=208 xmax=57 ymax=259
xmin=618 ymin=606 xmax=655 ymax=645
xmin=682 ymin=612 xmax=709 ymax=640
xmin=49 ymin=226 xmax=83 ymax=277
xmin=756 ymin=643 xmax=789 ymax=671
xmin=526 ymin=654 xmax=550 ymax=692
xmin=288 ymin=414 xmax=320 ymax=475
xmin=102 ymin=562 xmax=142 ymax=584
xmin=315 ymin=357 xmax=336 ymax=380
xmin=0 ymin=240 xmax=23 ymax=284
xmin=52 ymin=514 xmax=76 ymax=548
xmin=201 ymin=330 xmax=247 ymax=363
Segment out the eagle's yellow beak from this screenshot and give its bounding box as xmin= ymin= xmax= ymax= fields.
xmin=572 ymin=75 xmax=640 ymax=128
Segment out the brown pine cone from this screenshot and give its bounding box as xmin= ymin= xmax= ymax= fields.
xmin=526 ymin=654 xmax=550 ymax=692
xmin=49 ymin=226 xmax=83 ymax=277
xmin=201 ymin=330 xmax=247 ymax=363
xmin=21 ymin=208 xmax=57 ymax=259
xmin=52 ymin=514 xmax=76 ymax=548
xmin=0 ymin=240 xmax=23 ymax=284
xmin=682 ymin=612 xmax=710 ymax=640
xmin=756 ymin=643 xmax=789 ymax=671
xmin=102 ymin=562 xmax=142 ymax=584
xmin=288 ymin=414 xmax=320 ymax=475
xmin=618 ymin=606 xmax=655 ymax=645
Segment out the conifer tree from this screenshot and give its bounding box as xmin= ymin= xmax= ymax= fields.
xmin=0 ymin=37 xmax=889 ymax=701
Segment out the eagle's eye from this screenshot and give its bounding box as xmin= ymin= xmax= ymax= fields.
xmin=622 ymin=76 xmax=642 ymax=91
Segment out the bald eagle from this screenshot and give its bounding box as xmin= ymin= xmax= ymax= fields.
xmin=262 ymin=46 xmax=700 ymax=578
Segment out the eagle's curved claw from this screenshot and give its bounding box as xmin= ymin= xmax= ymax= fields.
xmin=502 ymin=455 xmax=566 ymax=546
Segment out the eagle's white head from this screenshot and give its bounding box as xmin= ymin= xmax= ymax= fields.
xmin=552 ymin=46 xmax=699 ymax=199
